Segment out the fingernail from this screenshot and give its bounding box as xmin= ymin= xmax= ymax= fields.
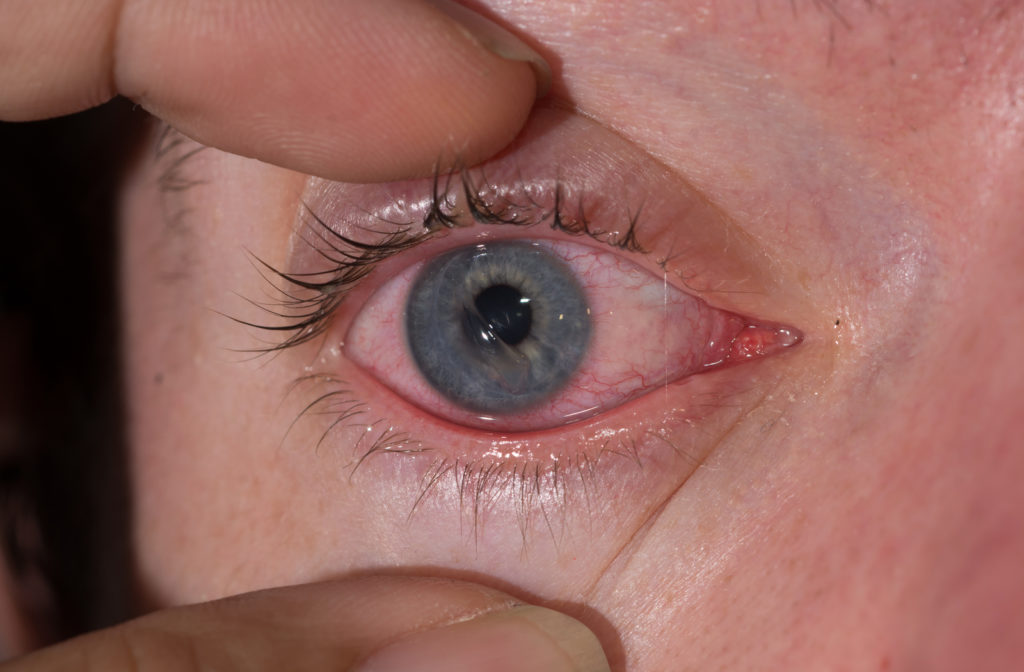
xmin=356 ymin=605 xmax=610 ymax=672
xmin=425 ymin=0 xmax=553 ymax=97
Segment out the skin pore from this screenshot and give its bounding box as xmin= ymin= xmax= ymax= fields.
xmin=118 ymin=1 xmax=1024 ymax=670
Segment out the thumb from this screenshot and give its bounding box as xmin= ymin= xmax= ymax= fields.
xmin=0 ymin=577 xmax=610 ymax=672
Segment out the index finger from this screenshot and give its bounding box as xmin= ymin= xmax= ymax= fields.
xmin=0 ymin=0 xmax=548 ymax=182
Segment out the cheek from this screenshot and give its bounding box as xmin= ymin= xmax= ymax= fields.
xmin=120 ymin=146 xmax=326 ymax=604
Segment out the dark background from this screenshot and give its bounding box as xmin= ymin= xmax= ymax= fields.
xmin=0 ymin=99 xmax=149 ymax=643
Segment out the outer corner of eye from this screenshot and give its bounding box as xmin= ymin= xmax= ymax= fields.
xmin=345 ymin=238 xmax=802 ymax=433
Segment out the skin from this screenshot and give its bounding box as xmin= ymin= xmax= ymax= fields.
xmin=0 ymin=0 xmax=541 ymax=180
xmin=8 ymin=0 xmax=1024 ymax=669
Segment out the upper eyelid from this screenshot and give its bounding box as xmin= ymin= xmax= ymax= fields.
xmin=211 ymin=103 xmax=798 ymax=351
xmin=237 ymin=171 xmax=654 ymax=354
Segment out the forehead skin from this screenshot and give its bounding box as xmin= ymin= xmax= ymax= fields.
xmin=122 ymin=1 xmax=1024 ymax=670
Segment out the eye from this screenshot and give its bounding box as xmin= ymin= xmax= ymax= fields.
xmin=347 ymin=235 xmax=798 ymax=432
xmin=253 ymin=106 xmax=808 ymax=477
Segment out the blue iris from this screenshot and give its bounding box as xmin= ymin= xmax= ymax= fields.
xmin=405 ymin=241 xmax=591 ymax=415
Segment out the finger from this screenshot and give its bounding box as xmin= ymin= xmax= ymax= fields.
xmin=0 ymin=0 xmax=549 ymax=182
xmin=1 ymin=577 xmax=609 ymax=672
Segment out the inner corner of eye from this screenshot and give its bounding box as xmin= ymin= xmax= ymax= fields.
xmin=344 ymin=238 xmax=803 ymax=433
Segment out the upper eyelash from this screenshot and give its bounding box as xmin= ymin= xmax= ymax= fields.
xmin=239 ymin=169 xmax=648 ymax=353
xmin=239 ymin=223 xmax=426 ymax=351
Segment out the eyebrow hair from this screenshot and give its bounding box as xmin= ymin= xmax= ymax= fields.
xmin=155 ymin=124 xmax=208 ymax=197
xmin=150 ymin=123 xmax=209 ymax=283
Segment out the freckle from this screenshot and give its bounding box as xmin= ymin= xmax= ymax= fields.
xmin=153 ymin=372 xmax=164 ymax=385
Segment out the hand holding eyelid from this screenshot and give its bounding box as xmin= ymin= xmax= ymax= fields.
xmin=0 ymin=577 xmax=610 ymax=672
xmin=0 ymin=0 xmax=549 ymax=182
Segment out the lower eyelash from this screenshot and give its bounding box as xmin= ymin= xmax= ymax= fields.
xmin=280 ymin=370 xmax=618 ymax=541
xmin=282 ymin=373 xmax=428 ymax=464
xmin=279 ymin=368 xmax=749 ymax=546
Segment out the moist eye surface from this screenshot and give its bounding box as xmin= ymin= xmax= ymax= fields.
xmin=405 ymin=240 xmax=591 ymax=414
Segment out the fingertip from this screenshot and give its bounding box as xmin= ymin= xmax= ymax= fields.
xmin=114 ymin=0 xmax=548 ymax=183
xmin=425 ymin=0 xmax=552 ymax=97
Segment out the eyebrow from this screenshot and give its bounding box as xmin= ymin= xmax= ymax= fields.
xmin=151 ymin=124 xmax=209 ymax=282
xmin=154 ymin=124 xmax=207 ymax=199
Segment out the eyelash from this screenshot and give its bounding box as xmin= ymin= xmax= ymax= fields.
xmin=231 ymin=170 xmax=683 ymax=529
xmin=241 ymin=169 xmax=647 ymax=353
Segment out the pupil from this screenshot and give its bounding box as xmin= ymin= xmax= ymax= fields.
xmin=474 ymin=284 xmax=532 ymax=346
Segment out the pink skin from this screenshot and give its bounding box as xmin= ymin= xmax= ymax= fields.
xmin=120 ymin=1 xmax=1024 ymax=670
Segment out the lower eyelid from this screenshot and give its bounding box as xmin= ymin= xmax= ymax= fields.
xmin=279 ymin=267 xmax=803 ymax=536
xmin=279 ymin=334 xmax=787 ymax=534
